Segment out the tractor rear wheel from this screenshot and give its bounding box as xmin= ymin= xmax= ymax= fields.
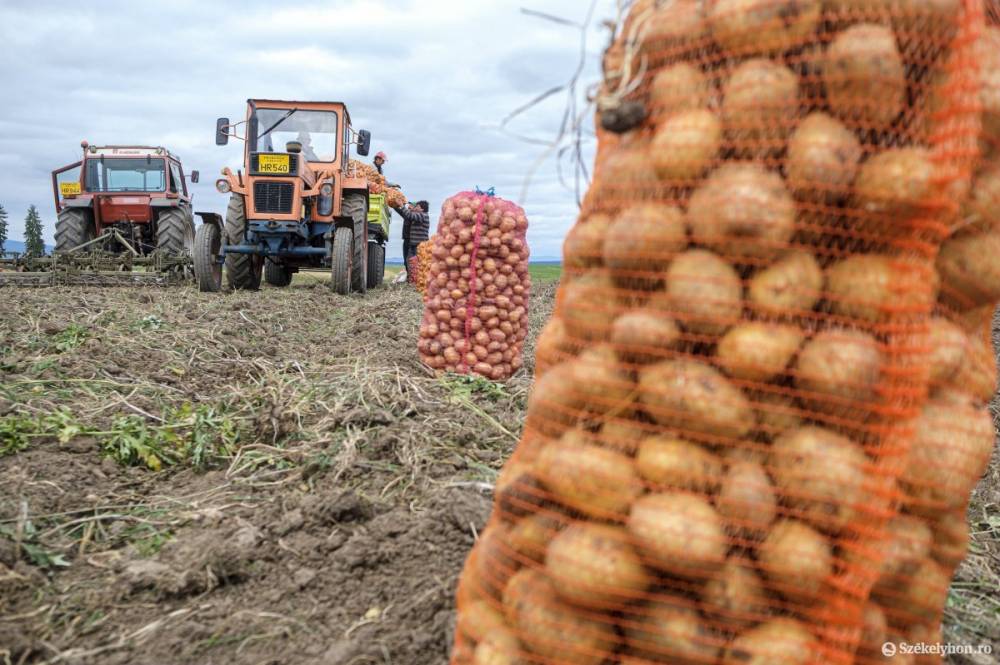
xmin=343 ymin=193 xmax=367 ymax=294
xmin=330 ymin=226 xmax=353 ymax=295
xmin=264 ymin=259 xmax=292 ymax=287
xmin=367 ymin=242 xmax=385 ymax=288
xmin=54 ymin=208 xmax=95 ymax=254
xmin=194 ymin=223 xmax=223 ymax=292
xmin=224 ymin=195 xmax=262 ymax=291
xmin=156 ymin=208 xmax=195 ymax=257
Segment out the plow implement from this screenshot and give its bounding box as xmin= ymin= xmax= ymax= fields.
xmin=0 ymin=230 xmax=193 ymax=288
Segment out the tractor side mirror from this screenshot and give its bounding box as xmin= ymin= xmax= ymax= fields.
xmin=357 ymin=130 xmax=371 ymax=157
xmin=215 ymin=118 xmax=230 ymax=146
xmin=190 ymin=170 xmax=200 ymax=184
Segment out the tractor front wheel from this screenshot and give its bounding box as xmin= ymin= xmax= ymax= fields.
xmin=194 ymin=223 xmax=223 ymax=293
xmin=54 ymin=208 xmax=95 ymax=254
xmin=330 ymin=227 xmax=353 ymax=295
xmin=343 ymin=193 xmax=368 ymax=295
xmin=264 ymin=260 xmax=293 ymax=288
xmin=367 ymin=242 xmax=385 ymax=288
xmin=224 ymin=195 xmax=262 ymax=291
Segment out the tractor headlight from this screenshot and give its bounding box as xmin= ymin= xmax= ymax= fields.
xmin=216 ymin=179 xmax=231 ymax=194
xmin=320 ymin=183 xmax=334 ymax=197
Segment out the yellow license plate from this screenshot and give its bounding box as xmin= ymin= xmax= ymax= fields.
xmin=60 ymin=181 xmax=82 ymax=196
xmin=258 ymin=154 xmax=290 ymax=174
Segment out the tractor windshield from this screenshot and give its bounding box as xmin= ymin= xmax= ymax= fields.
xmin=85 ymin=158 xmax=166 ymax=192
xmin=254 ymin=109 xmax=339 ymax=162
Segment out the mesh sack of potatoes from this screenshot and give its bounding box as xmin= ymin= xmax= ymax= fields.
xmin=450 ymin=1 xmax=991 ymax=664
xmin=414 ymin=239 xmax=434 ymax=293
xmin=417 ymin=191 xmax=531 ymax=381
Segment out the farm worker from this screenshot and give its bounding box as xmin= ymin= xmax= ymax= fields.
xmin=374 ymin=151 xmax=387 ymax=175
xmin=296 ymin=132 xmax=320 ymax=161
xmin=393 ymin=200 xmax=430 ymax=279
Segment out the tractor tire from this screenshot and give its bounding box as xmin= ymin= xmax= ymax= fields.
xmin=264 ymin=259 xmax=293 ymax=287
xmin=330 ymin=226 xmax=353 ymax=295
xmin=367 ymin=242 xmax=385 ymax=288
xmin=224 ymin=195 xmax=262 ymax=291
xmin=156 ymin=208 xmax=195 ymax=257
xmin=343 ymin=193 xmax=367 ymax=294
xmin=54 ymin=208 xmax=95 ymax=254
xmin=194 ymin=223 xmax=223 ymax=292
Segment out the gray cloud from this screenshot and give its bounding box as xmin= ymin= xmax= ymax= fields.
xmin=0 ymin=0 xmax=615 ymax=261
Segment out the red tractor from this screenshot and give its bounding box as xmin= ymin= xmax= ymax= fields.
xmin=51 ymin=142 xmax=199 ymax=258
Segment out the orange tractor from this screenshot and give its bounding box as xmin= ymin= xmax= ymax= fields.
xmin=52 ymin=143 xmax=199 ymax=259
xmin=194 ymin=99 xmax=381 ymax=293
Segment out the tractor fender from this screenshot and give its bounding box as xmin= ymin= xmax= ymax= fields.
xmin=195 ymin=212 xmax=224 ymax=229
xmin=150 ymin=198 xmax=181 ymax=208
xmin=62 ymin=198 xmax=93 ymax=209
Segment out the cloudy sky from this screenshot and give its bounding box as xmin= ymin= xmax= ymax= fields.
xmin=0 ymin=0 xmax=618 ymax=260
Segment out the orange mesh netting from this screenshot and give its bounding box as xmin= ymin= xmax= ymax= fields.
xmin=413 ymin=239 xmax=434 ymax=293
xmin=450 ymin=1 xmax=994 ymax=664
xmin=418 ymin=191 xmax=532 ymax=381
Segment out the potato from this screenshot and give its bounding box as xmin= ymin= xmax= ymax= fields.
xmin=623 ymin=600 xmax=721 ymax=664
xmin=535 ymin=430 xmax=642 ymax=519
xmin=716 ymin=459 xmax=778 ymax=536
xmin=545 ymin=523 xmax=651 ymax=607
xmin=474 ymin=525 xmax=519 ymax=600
xmin=495 ymin=457 xmax=544 ymax=518
xmin=721 ymin=59 xmax=800 ymax=156
xmin=640 ymin=0 xmax=707 ymax=58
xmin=458 ymin=599 xmax=509 ymax=644
xmin=936 ymin=230 xmax=1000 ymax=309
xmin=534 ymin=317 xmax=577 ymax=373
xmin=525 ymin=362 xmax=585 ymax=437
xmin=770 ymin=426 xmax=868 ymax=533
xmin=899 ymin=397 xmax=995 ymax=514
xmin=502 ymin=569 xmax=617 ymax=665
xmin=651 ymin=110 xmax=722 ymax=182
xmin=701 ymin=557 xmax=770 ymax=630
xmin=920 ymin=317 xmax=967 ymax=387
xmin=508 ymin=512 xmax=565 ymax=564
xmin=786 ymin=112 xmax=862 ymax=204
xmin=721 ymin=618 xmax=816 ymax=665
xmin=572 ymin=345 xmax=636 ymax=414
xmin=824 ymin=23 xmax=905 ymax=129
xmin=611 ymin=310 xmax=682 ymax=365
xmin=627 ymin=492 xmax=727 ymax=577
xmin=827 ymin=0 xmax=960 ymax=46
xmin=649 ymin=63 xmax=713 ymax=117
xmin=717 ymin=322 xmax=804 ymax=382
xmin=635 ymin=436 xmax=723 ymax=493
xmin=930 ymin=515 xmax=970 ymax=569
xmin=603 ymin=204 xmax=687 ymax=278
xmin=980 ymin=27 xmax=1000 ymax=150
xmin=559 ymin=274 xmax=618 ymax=343
xmin=653 ymin=249 xmax=743 ymax=336
xmin=564 ymin=213 xmax=612 ymax=269
xmin=639 ymin=359 xmax=754 ymax=441
xmin=826 ymin=254 xmax=937 ymax=323
xmin=859 ymin=602 xmax=889 ymax=658
xmin=749 ymin=250 xmax=823 ymax=317
xmin=877 ymin=558 xmax=950 ymax=623
xmin=959 ymin=159 xmax=1000 ymax=235
xmin=854 ymin=148 xmax=937 ymax=225
xmin=688 ymin=163 xmax=796 ymax=262
xmin=597 ymin=416 xmax=649 ymax=456
xmin=473 ymin=627 xmax=524 ymax=665
xmin=753 ymin=390 xmax=804 ymax=440
xmin=795 ymin=328 xmax=881 ymax=411
xmin=943 ymin=333 xmax=998 ymax=405
xmin=708 ymin=0 xmax=821 ymax=55
xmin=872 ymin=515 xmax=933 ymax=590
xmin=758 ymin=519 xmax=833 ymax=601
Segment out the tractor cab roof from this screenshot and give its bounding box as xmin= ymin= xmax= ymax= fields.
xmin=247 ymin=99 xmax=352 ymax=126
xmin=85 ymin=145 xmax=181 ymax=161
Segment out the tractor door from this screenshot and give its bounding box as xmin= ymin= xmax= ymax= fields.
xmin=51 ymin=161 xmax=83 ymax=214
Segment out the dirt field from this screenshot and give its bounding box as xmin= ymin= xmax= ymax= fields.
xmin=0 ymin=279 xmax=996 ymax=665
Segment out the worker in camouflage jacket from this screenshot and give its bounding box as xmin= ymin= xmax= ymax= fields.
xmin=393 ymin=200 xmax=430 ymax=279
